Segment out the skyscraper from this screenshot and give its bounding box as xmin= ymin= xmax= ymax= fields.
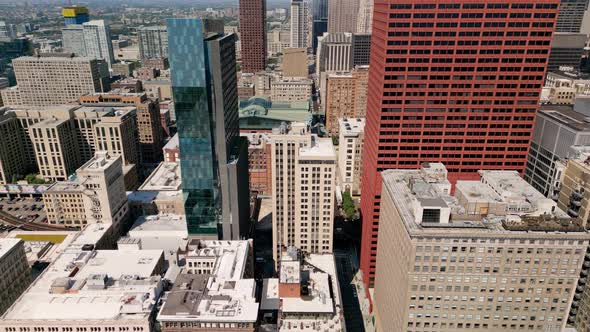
xmin=239 ymin=0 xmax=266 ymax=72
xmin=290 ymin=0 xmax=310 ymax=49
xmin=138 ymin=26 xmax=168 ymax=60
xmin=327 ymin=0 xmax=359 ymax=33
xmin=62 ymin=6 xmax=89 ymax=26
xmin=359 ymin=0 xmax=559 ymax=287
xmin=312 ymin=0 xmax=328 ymax=52
xmin=556 ymin=0 xmax=589 ymax=32
xmin=167 ymin=18 xmax=250 ymax=239
xmin=62 ymin=25 xmax=86 ymax=56
xmin=82 ymin=20 xmax=115 ymax=68
xmin=356 ymin=0 xmax=373 ymax=33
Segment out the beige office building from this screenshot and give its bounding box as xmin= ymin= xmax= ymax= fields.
xmin=9 ymin=54 xmax=109 ymax=107
xmin=267 ymin=30 xmax=291 ymax=56
xmin=338 ymin=118 xmax=364 ymax=195
xmin=325 ymin=66 xmax=368 ymax=134
xmin=271 ymin=123 xmax=336 ymax=264
xmin=0 ymin=239 xmax=31 ymax=315
xmin=93 ymin=107 xmax=139 ymax=166
xmin=282 ymin=48 xmax=308 ymax=78
xmin=373 ymin=163 xmax=590 ymax=332
xmin=29 ymin=118 xmax=79 ymax=182
xmin=43 ymin=152 xmax=129 ymax=227
xmin=270 ymin=78 xmax=312 ymax=102
xmin=328 ymin=0 xmax=359 ymax=33
xmin=142 ymin=79 xmax=172 ymax=100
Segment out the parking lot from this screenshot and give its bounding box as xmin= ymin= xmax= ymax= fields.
xmin=0 ymin=197 xmax=46 ymax=224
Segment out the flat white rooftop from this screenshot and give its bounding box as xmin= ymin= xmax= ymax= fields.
xmin=186 ymin=240 xmax=249 ymax=280
xmin=126 ymin=214 xmax=188 ymax=252
xmin=158 ymin=274 xmax=259 ymax=324
xmin=299 ymin=137 xmax=336 ymax=159
xmin=163 ymin=133 xmax=178 ymax=150
xmin=339 ymin=117 xmax=365 ymax=136
xmin=139 ymin=162 xmax=181 ymax=191
xmin=1 ymin=223 xmax=165 ymax=323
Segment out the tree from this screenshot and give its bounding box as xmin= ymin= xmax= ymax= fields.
xmin=342 ymin=192 xmax=357 ymax=220
xmin=24 ymin=174 xmax=45 ymax=184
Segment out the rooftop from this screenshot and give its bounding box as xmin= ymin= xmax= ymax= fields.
xmin=78 ymin=151 xmax=121 ymax=172
xmin=539 ymin=104 xmax=590 ymax=132
xmin=126 ymin=214 xmax=188 ymax=253
xmin=139 ymin=162 xmax=181 ymax=191
xmin=163 ymin=133 xmax=179 ymax=150
xmin=381 ymin=164 xmax=588 ymax=237
xmin=1 ymin=224 xmax=165 ymax=322
xmin=157 ymin=274 xmax=258 ymax=323
xmin=338 ymin=117 xmax=365 ymax=136
xmin=299 ymin=137 xmax=336 ymax=159
xmin=186 ymin=240 xmax=249 ymax=280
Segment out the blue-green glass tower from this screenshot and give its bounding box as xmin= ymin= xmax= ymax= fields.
xmin=167 ymin=18 xmax=251 ymax=239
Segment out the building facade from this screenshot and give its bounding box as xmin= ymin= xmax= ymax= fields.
xmin=373 ymin=164 xmax=590 ymax=332
xmin=138 ymin=26 xmax=168 ymax=60
xmin=556 ymin=0 xmax=589 ymax=32
xmin=62 ymin=6 xmax=89 ymax=25
xmin=82 ymin=20 xmax=115 ymax=68
xmin=270 ymin=78 xmax=312 ymax=102
xmin=167 ymin=18 xmax=250 ymax=239
xmin=356 ymin=0 xmax=373 ymax=34
xmin=0 ymin=239 xmax=31 ymax=315
xmin=548 ymin=32 xmax=587 ymax=72
xmin=312 ymin=0 xmax=328 ymax=52
xmin=359 ymin=0 xmax=559 ymax=287
xmin=270 ymin=123 xmax=336 ymax=264
xmin=282 ymin=48 xmax=308 ymax=77
xmin=327 ymin=0 xmax=359 ymax=33
xmin=239 ymin=0 xmax=266 ymax=72
xmin=325 ymin=66 xmax=368 ymax=133
xmin=10 ymin=55 xmax=109 ymax=107
xmin=290 ymin=0 xmax=310 ymax=49
xmin=61 ymin=25 xmax=87 ymax=56
xmin=338 ymin=118 xmax=365 ymax=195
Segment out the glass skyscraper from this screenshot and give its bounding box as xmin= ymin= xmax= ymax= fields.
xmin=167 ymin=18 xmax=250 ymax=239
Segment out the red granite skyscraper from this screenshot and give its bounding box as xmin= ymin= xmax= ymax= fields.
xmin=239 ymin=0 xmax=266 ymax=73
xmin=359 ymin=0 xmax=559 ymax=287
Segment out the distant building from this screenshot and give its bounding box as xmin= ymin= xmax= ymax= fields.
xmin=328 ymin=0 xmax=358 ymax=33
xmin=556 ymin=0 xmax=589 ymax=33
xmin=239 ymin=0 xmax=266 ymax=72
xmin=324 ymin=66 xmax=368 ymax=133
xmin=338 ymin=118 xmax=365 ymax=195
xmin=282 ymin=48 xmax=308 ymax=77
xmin=352 ymin=33 xmax=371 ymax=66
xmin=270 ymin=78 xmax=312 ymax=102
xmin=137 ymin=26 xmax=168 ymax=60
xmin=548 ymin=33 xmax=587 ymax=72
xmin=311 ymin=0 xmax=328 ymax=52
xmin=0 ymin=239 xmax=31 ymax=315
xmin=82 ymin=20 xmax=115 ymax=68
xmin=8 ymin=54 xmax=109 ymax=107
xmin=61 ymin=25 xmax=86 ymax=56
xmin=290 ymin=0 xmax=310 ymax=49
xmin=143 ymin=79 xmax=172 ymax=100
xmin=0 ymin=21 xmax=16 ymax=42
xmin=356 ymin=0 xmax=373 ymax=33
xmin=62 ymin=6 xmax=89 ymax=25
xmin=111 ymin=61 xmax=138 ymax=77
xmin=267 ymin=30 xmax=291 ymax=56
xmin=373 ymin=164 xmax=590 ymax=332
xmin=270 ymin=123 xmax=336 ymax=264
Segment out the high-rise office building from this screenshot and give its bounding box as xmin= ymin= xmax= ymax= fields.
xmin=138 ymin=26 xmax=168 ymax=60
xmin=167 ymin=18 xmax=250 ymax=239
xmin=82 ymin=20 xmax=115 ymax=68
xmin=270 ymin=123 xmax=336 ymax=264
xmin=239 ymin=0 xmax=266 ymax=72
xmin=556 ymin=0 xmax=589 ymax=33
xmin=290 ymin=0 xmax=311 ymax=49
xmin=10 ymin=54 xmax=109 ymax=107
xmin=312 ymin=0 xmax=328 ymax=52
xmin=359 ymin=0 xmax=559 ymax=287
xmin=338 ymin=118 xmax=365 ymax=195
xmin=548 ymin=32 xmax=587 ymax=71
xmin=356 ymin=0 xmax=373 ymax=33
xmin=327 ymin=0 xmax=358 ymax=33
xmin=352 ymin=33 xmax=371 ymax=66
xmin=62 ymin=6 xmax=89 ymax=26
xmin=373 ymin=164 xmax=590 ymax=332
xmin=62 ymin=25 xmax=86 ymax=56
